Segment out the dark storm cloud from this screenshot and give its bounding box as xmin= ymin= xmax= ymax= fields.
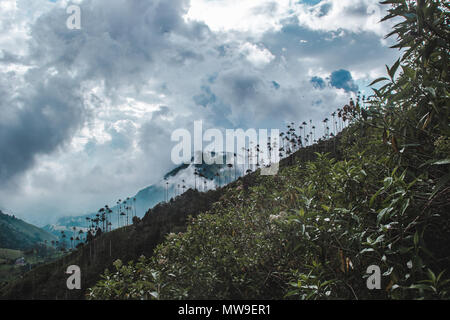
xmin=0 ymin=0 xmax=208 ymax=185
xmin=330 ymin=69 xmax=358 ymax=93
xmin=317 ymin=3 xmax=332 ymax=17
xmin=0 ymin=72 xmax=85 ymax=182
xmin=0 ymin=50 xmax=23 ymax=64
xmin=193 ymin=86 xmax=217 ymax=108
xmin=222 ymin=73 xmax=261 ymax=104
xmin=311 ymin=76 xmax=326 ymax=89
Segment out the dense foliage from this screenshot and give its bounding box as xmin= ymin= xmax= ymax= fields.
xmin=0 ymin=189 xmax=222 ymax=299
xmin=88 ymin=144 xmax=449 ymax=299
xmin=88 ymin=0 xmax=450 ymax=300
xmin=0 ymin=210 xmax=57 ymax=250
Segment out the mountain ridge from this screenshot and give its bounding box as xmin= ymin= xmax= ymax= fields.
xmin=0 ymin=210 xmax=57 ymax=251
xmin=42 ymin=155 xmax=238 ymax=243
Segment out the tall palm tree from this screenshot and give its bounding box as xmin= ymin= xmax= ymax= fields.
xmin=194 ymin=170 xmax=198 ymax=190
xmin=302 ymin=122 xmax=307 ymax=146
xmin=72 ymin=226 xmax=77 ymax=242
xmin=234 ymin=153 xmax=237 ymax=179
xmin=120 ymin=212 xmax=126 ymax=227
xmin=323 ymin=118 xmax=329 ymax=139
xmin=215 ymin=172 xmax=220 ymax=188
xmin=85 ymin=217 xmax=91 ymax=231
xmin=98 ymin=208 xmax=105 ymax=231
xmin=166 ymin=181 xmax=169 ymax=202
xmin=107 ymin=208 xmax=112 ymax=231
xmin=116 ymin=199 xmax=122 ymax=228
xmin=125 ymin=198 xmax=130 ymax=225
xmin=331 ymin=112 xmax=337 ymax=135
xmin=60 ymin=231 xmax=66 ymax=250
xmin=241 ymin=147 xmax=247 ymax=174
xmin=227 ymin=163 xmax=233 ymax=184
xmin=104 ymin=205 xmax=110 ymax=231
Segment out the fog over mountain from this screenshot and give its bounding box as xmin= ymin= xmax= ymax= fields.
xmin=0 ymin=0 xmax=400 ymax=225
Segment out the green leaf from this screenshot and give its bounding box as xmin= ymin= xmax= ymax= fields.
xmin=370 ymin=188 xmax=384 ymax=207
xmin=431 ymin=159 xmax=450 ymax=166
xmin=388 ymin=59 xmax=401 ymax=79
xmin=409 ymin=284 xmax=431 ymax=291
xmin=401 ymin=65 xmax=416 ymax=80
xmin=414 ymin=231 xmax=419 ymax=247
xmin=370 ymin=77 xmax=390 ymax=86
xmin=360 ymin=248 xmax=375 ymax=254
xmin=400 ymin=198 xmax=410 ymax=215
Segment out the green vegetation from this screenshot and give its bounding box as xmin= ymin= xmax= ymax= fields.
xmin=0 ymin=189 xmax=223 ymax=299
xmin=1 ymin=0 xmax=448 ymax=300
xmin=0 ymin=211 xmax=61 ymax=289
xmin=87 ymin=0 xmax=450 ymax=300
xmin=0 ymin=245 xmax=64 ymax=289
xmin=0 ymin=248 xmax=23 ymax=262
xmin=0 ymin=211 xmax=57 ymax=251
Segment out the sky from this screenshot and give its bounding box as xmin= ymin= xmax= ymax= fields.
xmin=0 ymin=0 xmax=401 ymax=226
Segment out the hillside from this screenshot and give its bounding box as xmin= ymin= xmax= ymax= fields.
xmin=0 ymin=137 xmax=338 ymax=300
xmin=42 ymin=158 xmax=234 ymax=243
xmin=1 ymin=0 xmax=449 ymax=301
xmin=0 ymin=211 xmax=57 ymax=251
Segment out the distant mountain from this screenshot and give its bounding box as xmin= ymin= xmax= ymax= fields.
xmin=43 ymin=154 xmax=239 ymax=242
xmin=0 ymin=210 xmax=57 ymax=250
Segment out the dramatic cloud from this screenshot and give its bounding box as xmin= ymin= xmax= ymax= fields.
xmin=330 ymin=69 xmax=359 ymax=93
xmin=0 ymin=0 xmax=401 ymax=225
xmin=311 ymin=76 xmax=326 ymax=89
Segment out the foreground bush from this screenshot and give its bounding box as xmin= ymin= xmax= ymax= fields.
xmin=88 ymin=0 xmax=450 ymax=300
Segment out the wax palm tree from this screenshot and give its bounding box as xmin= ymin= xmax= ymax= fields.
xmin=120 ymin=212 xmax=126 ymax=227
xmin=166 ymin=181 xmax=169 ymax=202
xmin=302 ymin=122 xmax=307 ymax=145
xmin=60 ymin=231 xmax=66 ymax=249
xmin=227 ymin=163 xmax=233 ymax=184
xmin=194 ymin=170 xmax=198 ymax=190
xmin=107 ymin=208 xmax=112 ymax=231
xmin=116 ymin=199 xmax=122 ymax=228
xmin=124 ymin=198 xmax=130 ymax=225
xmin=72 ymin=227 xmax=77 ymax=244
xmin=233 ymin=153 xmax=237 ymax=179
xmin=85 ymin=217 xmax=91 ymax=230
xmin=299 ymin=126 xmax=303 ymax=145
xmin=98 ymin=208 xmax=105 ymax=231
xmin=323 ymin=118 xmax=329 ymax=139
xmin=331 ymin=112 xmax=337 ymax=135
xmin=104 ymin=205 xmax=110 ymax=231
xmin=215 ymin=172 xmax=220 ymax=188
